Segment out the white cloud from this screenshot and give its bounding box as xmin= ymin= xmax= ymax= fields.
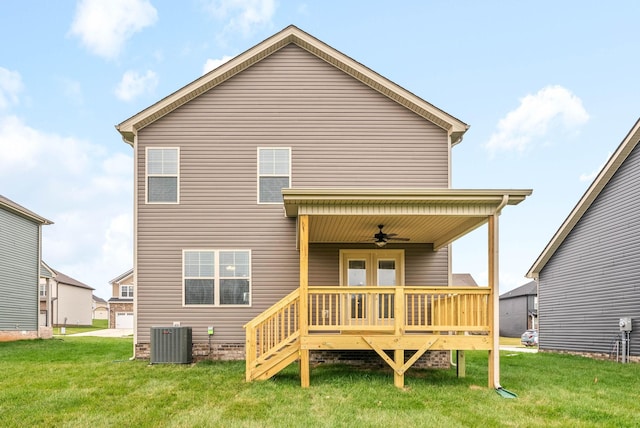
xmin=115 ymin=70 xmax=158 ymax=101
xmin=204 ymin=0 xmax=276 ymax=36
xmin=203 ymin=55 xmax=235 ymax=75
xmin=69 ymin=0 xmax=158 ymax=59
xmin=0 ymin=67 xmax=23 ymax=109
xmin=0 ymin=114 xmax=133 ymax=299
xmin=485 ymin=85 xmax=589 ymax=154
xmin=579 ymin=152 xmax=612 ymax=182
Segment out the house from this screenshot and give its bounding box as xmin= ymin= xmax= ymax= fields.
xmin=93 ymin=295 xmax=109 ymax=320
xmin=116 ymin=25 xmax=531 ymax=388
xmin=0 ymin=195 xmax=53 ymax=341
xmin=452 ymin=273 xmax=479 ymax=287
xmin=528 ymin=119 xmax=640 ymax=360
xmin=40 ymin=267 xmax=95 ymax=327
xmin=108 ymin=269 xmax=134 ymax=329
xmin=39 ymin=261 xmax=55 ymax=327
xmin=499 ymin=280 xmax=537 ymax=338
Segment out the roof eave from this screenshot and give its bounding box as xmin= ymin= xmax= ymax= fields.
xmin=527 ymin=118 xmax=640 ymax=278
xmin=116 ymin=25 xmax=469 ymax=145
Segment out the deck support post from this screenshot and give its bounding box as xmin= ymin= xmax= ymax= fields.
xmin=488 ymin=213 xmax=500 ymax=388
xmin=299 ymin=215 xmax=310 ymax=388
xmin=394 ymin=350 xmax=404 ymax=388
xmin=456 ymin=350 xmax=466 ymax=378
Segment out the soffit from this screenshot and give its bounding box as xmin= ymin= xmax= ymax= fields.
xmin=116 ymin=25 xmax=468 ymax=145
xmin=283 ymin=188 xmax=532 ymax=250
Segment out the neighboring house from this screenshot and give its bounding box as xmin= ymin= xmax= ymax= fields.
xmin=117 ymin=25 xmax=531 ymax=388
xmin=528 ymin=119 xmax=640 ymax=360
xmin=108 ymin=269 xmax=134 ymax=329
xmin=39 ymin=261 xmax=55 ymax=327
xmin=0 ymin=195 xmax=53 ymax=341
xmin=93 ymin=295 xmax=108 ymax=320
xmin=40 ymin=267 xmax=95 ymax=327
xmin=452 ymin=273 xmax=478 ymax=287
xmin=499 ymin=280 xmax=537 ymax=338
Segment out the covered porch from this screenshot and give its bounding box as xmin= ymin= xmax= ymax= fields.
xmin=245 ymin=188 xmax=531 ymax=388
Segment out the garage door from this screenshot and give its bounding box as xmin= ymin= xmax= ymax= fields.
xmin=115 ymin=312 xmax=134 ymax=329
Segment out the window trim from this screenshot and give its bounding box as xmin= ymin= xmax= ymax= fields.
xmin=145 ymin=147 xmax=180 ymax=204
xmin=182 ymin=249 xmax=252 ymax=307
xmin=119 ymin=284 xmax=134 ymax=299
xmin=257 ymin=147 xmax=291 ymax=204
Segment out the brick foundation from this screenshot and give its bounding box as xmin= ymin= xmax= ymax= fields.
xmin=135 ymin=341 xmax=450 ymax=368
xmin=0 ymin=330 xmax=40 ymax=342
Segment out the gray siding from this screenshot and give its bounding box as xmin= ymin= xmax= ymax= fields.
xmin=499 ymin=296 xmax=529 ymax=337
xmin=539 ymin=142 xmax=640 ymax=356
xmin=0 ymin=208 xmax=39 ymax=330
xmin=135 ymin=45 xmax=450 ymax=346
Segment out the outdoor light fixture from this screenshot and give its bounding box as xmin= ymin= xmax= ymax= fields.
xmin=374 ymin=239 xmax=387 ymax=247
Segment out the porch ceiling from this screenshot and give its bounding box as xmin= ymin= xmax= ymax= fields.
xmin=282 ymin=188 xmax=532 ymax=249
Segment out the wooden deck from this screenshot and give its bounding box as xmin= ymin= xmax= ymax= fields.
xmin=244 ymin=285 xmax=494 ymax=386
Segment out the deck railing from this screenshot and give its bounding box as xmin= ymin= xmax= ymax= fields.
xmin=245 ymin=286 xmax=491 ymax=381
xmin=308 ymin=286 xmax=490 ymax=333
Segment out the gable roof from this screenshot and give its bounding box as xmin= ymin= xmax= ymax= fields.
xmin=500 ymin=280 xmax=537 ymax=299
xmin=0 ymin=194 xmax=53 ymax=225
xmin=109 ymin=268 xmax=133 ymax=285
xmin=93 ymin=295 xmax=107 ymax=304
xmin=116 ymin=25 xmax=469 ymax=146
xmin=528 ymin=118 xmax=640 ymax=278
xmin=52 ymin=269 xmax=95 ymax=291
xmin=452 ymin=273 xmax=478 ymax=287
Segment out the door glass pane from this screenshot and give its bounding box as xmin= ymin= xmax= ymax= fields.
xmin=348 ymin=260 xmax=366 ymax=319
xmin=378 ymin=260 xmax=395 ymax=319
xmin=377 ymin=260 xmax=396 ymax=286
xmin=348 ymin=260 xmax=366 ymax=286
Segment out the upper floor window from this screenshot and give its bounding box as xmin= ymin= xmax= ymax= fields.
xmin=146 ymin=147 xmax=179 ymax=203
xmin=120 ymin=285 xmax=134 ymax=299
xmin=258 ymin=147 xmax=290 ymax=203
xmin=183 ymin=249 xmax=251 ymax=306
xmin=39 ymin=283 xmax=47 ymax=297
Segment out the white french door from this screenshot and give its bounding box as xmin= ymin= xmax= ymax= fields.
xmin=340 ymin=250 xmax=404 ymax=324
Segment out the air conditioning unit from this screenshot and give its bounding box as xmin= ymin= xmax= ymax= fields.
xmin=150 ymin=326 xmax=192 ymax=364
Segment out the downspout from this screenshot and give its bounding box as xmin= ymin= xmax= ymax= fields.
xmin=492 ymin=194 xmax=517 ymax=398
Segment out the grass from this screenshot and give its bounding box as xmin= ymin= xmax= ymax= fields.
xmin=0 ymin=337 xmax=638 ymax=427
xmin=53 ymin=319 xmax=108 ymax=335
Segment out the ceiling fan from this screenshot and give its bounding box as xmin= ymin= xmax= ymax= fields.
xmin=372 ymin=224 xmax=410 ymax=247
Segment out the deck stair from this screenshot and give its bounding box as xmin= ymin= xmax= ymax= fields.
xmin=244 ymin=289 xmax=300 ymax=381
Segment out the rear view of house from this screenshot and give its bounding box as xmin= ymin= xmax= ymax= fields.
xmin=528 ymin=119 xmax=640 ymax=361
xmin=117 ymin=25 xmax=531 ymax=387
xmin=0 ymin=195 xmax=52 ymax=341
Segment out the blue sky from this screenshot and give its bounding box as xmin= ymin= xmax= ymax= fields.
xmin=1 ymin=1 xmax=638 ymax=299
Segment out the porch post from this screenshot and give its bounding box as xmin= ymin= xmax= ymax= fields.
xmin=394 ymin=287 xmax=405 ymax=388
xmin=299 ymin=214 xmax=310 ymax=388
xmin=487 ymin=214 xmax=500 ymax=389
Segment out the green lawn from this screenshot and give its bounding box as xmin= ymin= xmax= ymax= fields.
xmin=0 ymin=337 xmax=638 ymax=427
xmin=53 ymin=319 xmax=108 ymax=335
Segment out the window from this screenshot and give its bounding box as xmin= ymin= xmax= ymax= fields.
xmin=120 ymin=285 xmax=134 ymax=298
xmin=183 ymin=250 xmax=251 ymax=306
xmin=39 ymin=283 xmax=47 ymax=297
xmin=146 ymin=147 xmax=179 ymax=203
xmin=258 ymin=147 xmax=290 ymax=203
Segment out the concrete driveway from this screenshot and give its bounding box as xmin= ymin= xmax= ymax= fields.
xmin=68 ymin=329 xmax=133 ymax=337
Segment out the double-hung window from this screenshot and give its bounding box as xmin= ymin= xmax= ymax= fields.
xmin=258 ymin=147 xmax=290 ymax=203
xmin=120 ymin=285 xmax=134 ymax=299
xmin=183 ymin=250 xmax=251 ymax=306
xmin=146 ymin=147 xmax=179 ymax=203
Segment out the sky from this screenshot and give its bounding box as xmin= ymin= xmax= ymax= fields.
xmin=1 ymin=1 xmax=638 ymax=300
